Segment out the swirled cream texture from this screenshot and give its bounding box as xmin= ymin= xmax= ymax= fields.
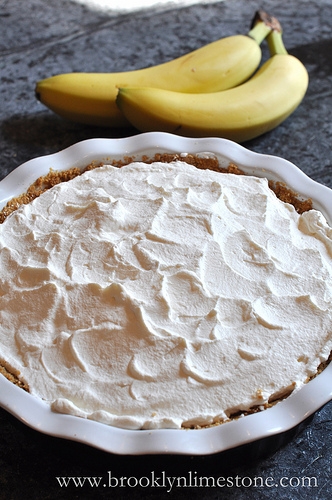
xmin=1 ymin=160 xmax=332 ymax=429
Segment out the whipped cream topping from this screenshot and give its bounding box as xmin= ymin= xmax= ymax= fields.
xmin=1 ymin=160 xmax=332 ymax=430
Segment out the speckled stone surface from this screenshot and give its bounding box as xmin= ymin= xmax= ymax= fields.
xmin=1 ymin=0 xmax=332 ymax=498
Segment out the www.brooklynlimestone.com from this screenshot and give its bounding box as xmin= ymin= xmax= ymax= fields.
xmin=56 ymin=471 xmax=318 ymax=492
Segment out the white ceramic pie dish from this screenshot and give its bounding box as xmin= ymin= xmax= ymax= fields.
xmin=0 ymin=132 xmax=332 ymax=456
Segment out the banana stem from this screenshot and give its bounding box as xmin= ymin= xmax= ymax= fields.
xmin=248 ymin=9 xmax=281 ymax=44
xmin=248 ymin=21 xmax=272 ymax=45
xmin=267 ymin=29 xmax=288 ymax=56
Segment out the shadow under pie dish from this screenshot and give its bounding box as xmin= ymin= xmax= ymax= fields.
xmin=0 ymin=132 xmax=332 ymax=456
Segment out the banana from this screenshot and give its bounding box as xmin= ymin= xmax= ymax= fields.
xmin=35 ymin=12 xmax=273 ymax=128
xmin=116 ymin=27 xmax=309 ymax=143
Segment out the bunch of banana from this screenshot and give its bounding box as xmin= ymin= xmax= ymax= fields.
xmin=35 ymin=10 xmax=274 ymax=128
xmin=116 ymin=26 xmax=309 ymax=142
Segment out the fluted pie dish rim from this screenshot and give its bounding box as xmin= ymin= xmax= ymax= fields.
xmin=0 ymin=132 xmax=331 ymax=456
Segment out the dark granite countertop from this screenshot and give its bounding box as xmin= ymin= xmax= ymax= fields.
xmin=1 ymin=0 xmax=332 ymax=498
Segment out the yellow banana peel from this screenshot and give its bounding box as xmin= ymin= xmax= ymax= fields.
xmin=116 ymin=29 xmax=309 ymax=142
xmin=35 ymin=11 xmax=273 ymax=128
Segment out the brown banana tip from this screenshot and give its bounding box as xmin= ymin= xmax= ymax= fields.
xmin=250 ymin=9 xmax=282 ymax=33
